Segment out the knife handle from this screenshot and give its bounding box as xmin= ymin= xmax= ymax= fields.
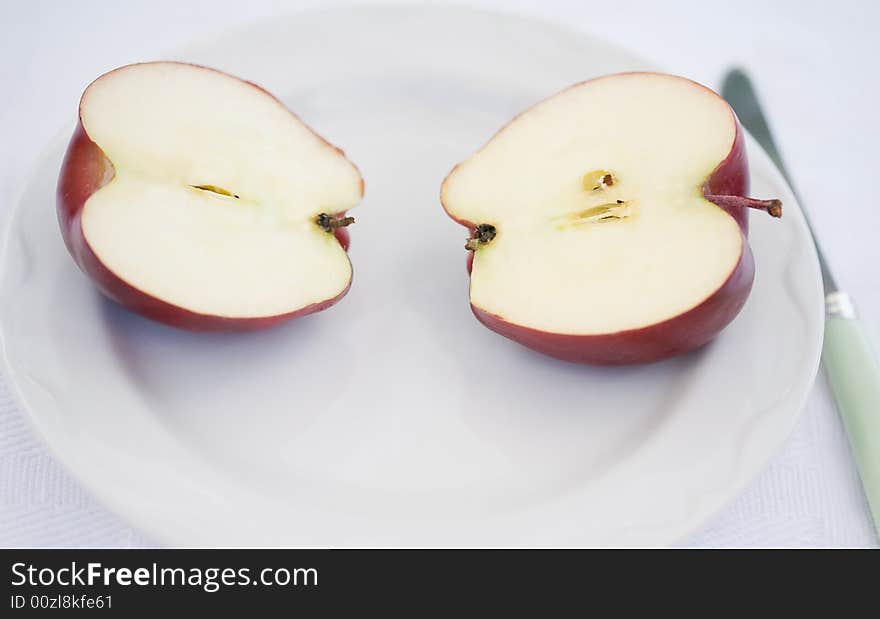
xmin=822 ymin=294 xmax=880 ymax=534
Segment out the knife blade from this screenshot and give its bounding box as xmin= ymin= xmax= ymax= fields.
xmin=722 ymin=68 xmax=880 ymax=538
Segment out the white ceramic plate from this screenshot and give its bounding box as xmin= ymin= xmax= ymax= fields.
xmin=0 ymin=5 xmax=823 ymax=547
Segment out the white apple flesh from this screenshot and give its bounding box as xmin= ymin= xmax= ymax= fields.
xmin=58 ymin=62 xmax=363 ymax=330
xmin=441 ymin=72 xmax=781 ymax=364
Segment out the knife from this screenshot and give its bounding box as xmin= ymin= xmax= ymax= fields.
xmin=722 ymin=68 xmax=880 ymax=537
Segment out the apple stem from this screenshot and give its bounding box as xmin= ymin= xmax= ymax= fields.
xmin=465 ymin=224 xmax=497 ymax=251
xmin=705 ymin=194 xmax=782 ymax=218
xmin=316 ymin=213 xmax=355 ymax=232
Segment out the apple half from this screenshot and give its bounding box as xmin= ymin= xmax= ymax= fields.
xmin=441 ymin=72 xmax=781 ymax=365
xmin=57 ymin=62 xmax=363 ymax=330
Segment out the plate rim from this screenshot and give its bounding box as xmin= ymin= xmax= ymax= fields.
xmin=0 ymin=3 xmax=824 ymax=547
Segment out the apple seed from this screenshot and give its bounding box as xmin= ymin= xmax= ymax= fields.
xmin=582 ymin=169 xmax=615 ymax=191
xmin=190 ymin=184 xmax=240 ymax=199
xmin=572 ymin=200 xmax=634 ymax=224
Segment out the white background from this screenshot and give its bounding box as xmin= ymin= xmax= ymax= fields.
xmin=1 ymin=0 xmax=878 ymax=547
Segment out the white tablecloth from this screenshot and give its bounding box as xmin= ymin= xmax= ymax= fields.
xmin=2 ymin=0 xmax=878 ymax=548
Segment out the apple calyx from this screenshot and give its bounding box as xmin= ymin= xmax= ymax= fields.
xmin=704 ymin=193 xmax=783 ymax=218
xmin=316 ymin=212 xmax=355 ymax=232
xmin=465 ymin=223 xmax=497 ymax=251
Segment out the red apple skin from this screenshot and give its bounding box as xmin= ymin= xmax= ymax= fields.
xmin=57 ymin=62 xmax=360 ymax=331
xmin=443 ymin=75 xmax=758 ymax=364
xmin=472 ymin=247 xmax=754 ymax=365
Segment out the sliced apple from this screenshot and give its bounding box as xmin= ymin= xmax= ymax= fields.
xmin=441 ymin=72 xmax=781 ymax=364
xmin=58 ymin=62 xmax=363 ymax=330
